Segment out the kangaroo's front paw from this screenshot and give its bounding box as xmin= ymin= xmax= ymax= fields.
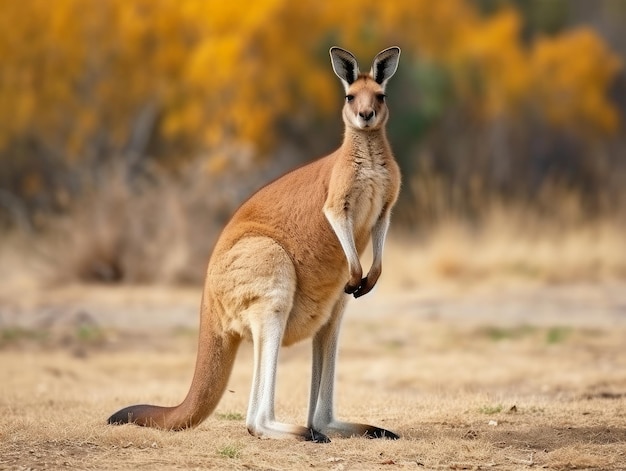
xmin=352 ymin=278 xmax=372 ymax=298
xmin=344 ymin=281 xmax=360 ymax=294
xmin=353 ymin=274 xmax=382 ymax=298
xmin=352 ymin=267 xmax=381 ymax=298
xmin=344 ymin=277 xmax=366 ymax=295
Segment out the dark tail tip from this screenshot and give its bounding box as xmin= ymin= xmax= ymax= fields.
xmin=107 ymin=405 xmax=149 ymax=426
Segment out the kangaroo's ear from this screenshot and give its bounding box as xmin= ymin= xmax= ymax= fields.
xmin=370 ymin=47 xmax=401 ymax=90
xmin=330 ymin=47 xmax=359 ymax=91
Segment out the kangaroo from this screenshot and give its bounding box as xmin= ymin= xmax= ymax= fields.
xmin=108 ymin=46 xmax=402 ymax=443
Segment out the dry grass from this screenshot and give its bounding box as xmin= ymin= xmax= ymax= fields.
xmin=383 ymin=212 xmax=626 ymax=290
xmin=1 ymin=283 xmax=625 ymax=471
xmin=8 ymin=207 xmax=626 ymax=291
xmin=3 ymin=160 xmax=626 ymax=288
xmin=19 ymin=160 xmax=282 ymax=285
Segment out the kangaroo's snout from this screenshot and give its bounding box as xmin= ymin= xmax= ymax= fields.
xmin=359 ymin=110 xmax=374 ymax=121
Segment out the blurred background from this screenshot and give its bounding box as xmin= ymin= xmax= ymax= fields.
xmin=0 ymin=0 xmax=624 ymax=287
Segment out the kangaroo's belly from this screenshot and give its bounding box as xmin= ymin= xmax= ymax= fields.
xmin=282 ymin=286 xmax=344 ymax=346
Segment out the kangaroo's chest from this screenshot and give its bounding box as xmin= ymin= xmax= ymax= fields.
xmin=352 ymin=162 xmax=392 ymax=246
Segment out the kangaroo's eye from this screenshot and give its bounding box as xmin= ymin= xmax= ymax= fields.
xmin=345 ymin=94 xmax=355 ymax=102
xmin=376 ymin=94 xmax=386 ymax=103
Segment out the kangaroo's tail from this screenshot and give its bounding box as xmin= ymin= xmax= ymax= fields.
xmin=108 ymin=314 xmax=240 ymax=430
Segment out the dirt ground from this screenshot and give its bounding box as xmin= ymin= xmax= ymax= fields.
xmin=1 ymin=280 xmax=625 ymax=470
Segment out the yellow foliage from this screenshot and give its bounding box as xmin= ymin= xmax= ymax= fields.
xmin=530 ymin=28 xmax=622 ymax=135
xmin=0 ymin=0 xmax=621 ymax=165
xmin=456 ymin=8 xmax=531 ymax=118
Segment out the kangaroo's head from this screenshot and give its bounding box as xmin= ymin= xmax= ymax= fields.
xmin=330 ymin=46 xmax=400 ymax=131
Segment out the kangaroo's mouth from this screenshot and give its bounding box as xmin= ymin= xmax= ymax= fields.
xmin=358 ymin=121 xmax=377 ymax=130
xmin=357 ymin=118 xmax=373 ymax=129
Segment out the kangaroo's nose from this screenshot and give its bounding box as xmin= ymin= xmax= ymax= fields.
xmin=359 ymin=110 xmax=374 ymax=121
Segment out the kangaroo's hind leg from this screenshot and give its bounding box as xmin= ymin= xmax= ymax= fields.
xmin=220 ymin=236 xmax=328 ymax=442
xmin=246 ymin=309 xmax=329 ymax=442
xmin=308 ymin=295 xmax=399 ymax=439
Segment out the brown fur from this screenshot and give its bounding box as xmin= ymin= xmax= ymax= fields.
xmin=108 ymin=47 xmax=402 ymax=442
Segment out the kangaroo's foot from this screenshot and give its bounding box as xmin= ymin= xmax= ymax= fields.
xmin=247 ymin=420 xmax=330 ymax=443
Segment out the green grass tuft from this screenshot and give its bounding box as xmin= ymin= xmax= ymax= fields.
xmin=546 ymin=326 xmax=571 ymax=344
xmin=217 ymin=444 xmax=241 ymax=459
xmin=481 ymin=325 xmax=535 ymax=342
xmin=216 ymin=411 xmax=245 ymax=421
xmin=478 ymin=404 xmax=503 ymax=415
